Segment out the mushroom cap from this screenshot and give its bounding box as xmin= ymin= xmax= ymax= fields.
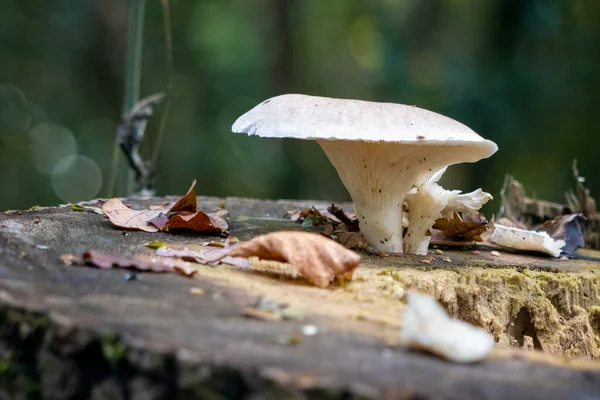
xmin=232 ymin=94 xmax=497 ymax=160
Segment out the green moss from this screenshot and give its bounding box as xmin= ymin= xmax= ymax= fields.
xmin=101 ymin=334 xmax=126 ymax=364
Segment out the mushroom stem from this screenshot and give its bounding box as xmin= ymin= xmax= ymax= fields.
xmin=354 ymin=201 xmax=404 ymax=253
xmin=404 ymin=183 xmax=454 ymax=255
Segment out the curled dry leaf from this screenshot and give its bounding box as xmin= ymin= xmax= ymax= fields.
xmin=537 ymin=213 xmax=584 ymax=256
xmin=213 ymin=231 xmax=361 ymax=288
xmin=83 ymin=250 xmax=172 ymax=272
xmin=168 ymin=179 xmax=198 ymax=212
xmin=433 ymin=212 xmax=488 ymax=241
xmin=82 ymin=250 xmax=197 ymax=277
xmin=101 ymin=179 xmax=229 ymax=234
xmin=155 ymin=246 xmax=249 ymax=268
xmin=165 ymin=209 xmax=228 ymax=233
xmin=101 ymin=199 xmax=162 ymax=232
xmin=336 ymin=231 xmax=366 ymax=249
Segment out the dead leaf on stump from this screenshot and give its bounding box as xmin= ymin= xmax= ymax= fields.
xmin=101 ymin=180 xmax=229 ymax=234
xmin=209 ymin=231 xmax=361 ymax=288
xmin=164 ymin=209 xmax=228 ymax=233
xmin=433 ymin=212 xmax=488 ymax=241
xmin=537 ymin=213 xmax=585 ymax=256
xmin=155 ymin=246 xmax=249 ymax=268
xmin=82 ymin=250 xmax=197 ymax=277
xmin=101 ymin=199 xmax=163 ymax=232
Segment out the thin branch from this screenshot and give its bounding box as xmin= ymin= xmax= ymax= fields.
xmin=107 ymin=0 xmax=147 ymax=197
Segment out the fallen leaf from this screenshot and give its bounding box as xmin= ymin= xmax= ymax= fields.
xmin=537 ymin=213 xmax=585 ymax=256
xmin=164 ymin=210 xmax=228 ymax=233
xmin=145 ymin=241 xmax=166 ymax=249
xmin=190 ymin=287 xmax=204 ymax=295
xmin=433 ymin=212 xmax=488 ymax=241
xmin=60 ymin=254 xmax=82 ymax=266
xmin=155 ymin=246 xmax=249 ymax=268
xmin=148 ymin=212 xmax=169 ymax=230
xmin=243 ymin=307 xmax=282 ymax=321
xmin=327 ymin=204 xmax=359 ymax=231
xmin=101 ymin=198 xmax=162 ymax=232
xmin=71 ymin=203 xmax=104 ymax=215
xmin=101 ymin=180 xmax=229 ymax=234
xmin=82 ymin=250 xmax=197 ymax=277
xmin=336 ymin=231 xmax=366 ymax=249
xmin=83 ymin=250 xmax=171 ymax=272
xmin=168 ymin=179 xmax=198 ymax=212
xmin=212 ymin=231 xmax=361 ymax=288
xmin=322 ymin=223 xmax=334 ymax=237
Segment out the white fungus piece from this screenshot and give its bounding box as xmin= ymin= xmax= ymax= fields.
xmin=488 ymin=223 xmax=566 ymax=257
xmin=403 ymin=168 xmax=492 ymax=255
xmin=400 ymin=292 xmax=495 ymax=363
xmin=442 ymin=188 xmax=493 ymax=217
xmin=232 ymin=94 xmax=498 ymax=253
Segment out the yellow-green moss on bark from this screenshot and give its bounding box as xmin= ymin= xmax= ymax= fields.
xmin=382 ymin=267 xmax=600 ymax=358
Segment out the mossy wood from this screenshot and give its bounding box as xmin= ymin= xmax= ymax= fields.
xmin=1 ymin=197 xmax=600 ymax=399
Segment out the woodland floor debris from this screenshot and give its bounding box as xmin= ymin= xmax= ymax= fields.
xmin=401 ymin=292 xmax=494 ymax=363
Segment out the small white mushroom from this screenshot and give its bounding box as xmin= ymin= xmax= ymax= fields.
xmin=232 ymin=94 xmax=497 ymax=253
xmin=404 ymin=168 xmax=493 ymax=255
xmin=401 ymin=292 xmax=494 ymax=363
xmin=488 ymin=223 xmax=566 ymax=257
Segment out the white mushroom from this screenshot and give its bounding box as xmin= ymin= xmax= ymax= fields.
xmin=488 ymin=222 xmax=566 ymax=257
xmin=401 ymin=292 xmax=495 ymax=363
xmin=404 ymin=168 xmax=493 ymax=255
xmin=232 ymin=94 xmax=497 ymax=253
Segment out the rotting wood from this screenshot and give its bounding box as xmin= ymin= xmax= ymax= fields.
xmin=1 ymin=196 xmax=600 ymax=399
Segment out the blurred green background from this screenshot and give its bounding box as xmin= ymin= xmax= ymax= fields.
xmin=1 ymin=0 xmax=599 ymax=214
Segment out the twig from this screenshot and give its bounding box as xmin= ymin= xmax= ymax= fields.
xmin=107 ymin=0 xmax=147 ymax=197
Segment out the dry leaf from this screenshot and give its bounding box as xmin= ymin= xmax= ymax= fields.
xmin=164 ymin=210 xmax=228 ymax=233
xmin=102 ymin=180 xmax=229 ymax=234
xmin=168 ymin=179 xmax=198 ymax=212
xmin=101 ymin=198 xmax=162 ymax=232
xmin=148 ymin=212 xmax=169 ymax=230
xmin=336 ymin=231 xmax=366 ymax=249
xmin=82 ymin=250 xmax=197 ymax=277
xmin=155 ymin=246 xmax=249 ymax=268
xmin=537 ymin=213 xmax=584 ymax=256
xmin=60 ymin=254 xmax=82 ymax=266
xmin=219 ymin=231 xmax=361 ymax=288
xmin=83 ymin=250 xmax=172 ymax=272
xmin=433 ymin=212 xmax=488 ymax=241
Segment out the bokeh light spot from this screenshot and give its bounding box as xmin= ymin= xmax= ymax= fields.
xmin=29 ymin=122 xmax=77 ymax=175
xmin=51 ymin=155 xmax=102 ymax=203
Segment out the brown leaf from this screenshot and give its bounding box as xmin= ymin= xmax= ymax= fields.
xmin=224 ymin=231 xmax=361 ymax=288
xmin=168 ymin=179 xmax=198 ymax=212
xmin=148 ymin=212 xmax=169 ymax=230
xmin=336 ymin=231 xmax=366 ymax=249
xmin=60 ymin=254 xmax=82 ymax=266
xmin=433 ymin=212 xmax=488 ymax=241
xmin=327 ymin=204 xmax=359 ymax=231
xmin=537 ymin=213 xmax=584 ymax=256
xmin=101 ymin=198 xmax=162 ymax=232
xmin=83 ymin=250 xmax=172 ymax=272
xmin=155 ymin=246 xmax=249 ymax=268
xmin=83 ymin=250 xmax=197 ymax=277
xmin=164 ymin=210 xmax=228 ymax=233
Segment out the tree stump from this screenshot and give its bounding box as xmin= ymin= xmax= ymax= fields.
xmin=1 ymin=196 xmax=600 ymax=399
